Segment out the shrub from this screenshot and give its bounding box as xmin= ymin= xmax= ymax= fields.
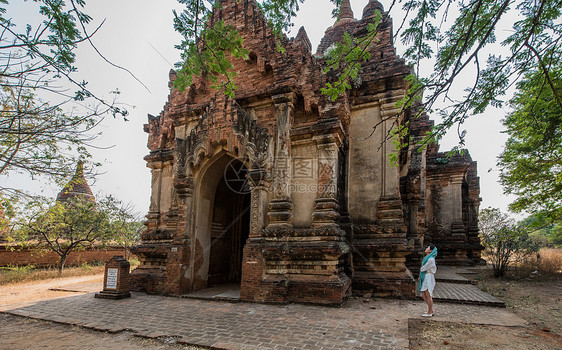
xmin=479 ymin=208 xmax=540 ymax=277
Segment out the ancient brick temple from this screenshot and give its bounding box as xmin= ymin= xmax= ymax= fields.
xmin=131 ymin=0 xmax=483 ymax=305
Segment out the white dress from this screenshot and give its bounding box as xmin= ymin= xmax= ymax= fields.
xmin=420 ymin=258 xmax=437 ymax=297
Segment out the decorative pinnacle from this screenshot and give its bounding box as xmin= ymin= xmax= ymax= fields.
xmin=336 ymin=0 xmax=355 ymax=25
xmin=76 ymin=160 xmax=85 ymax=177
xmin=363 ymin=0 xmax=385 ymax=19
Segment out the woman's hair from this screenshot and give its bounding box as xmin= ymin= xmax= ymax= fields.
xmin=427 ymin=244 xmax=436 ymax=251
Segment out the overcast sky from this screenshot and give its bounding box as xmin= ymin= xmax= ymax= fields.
xmin=6 ymin=0 xmax=517 ymax=217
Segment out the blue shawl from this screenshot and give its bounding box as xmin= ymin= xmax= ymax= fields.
xmin=418 ymin=247 xmax=438 ymax=292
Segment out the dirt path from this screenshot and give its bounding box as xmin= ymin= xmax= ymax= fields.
xmin=0 ymin=274 xmax=104 ymax=308
xmin=409 ymin=319 xmax=562 ymax=350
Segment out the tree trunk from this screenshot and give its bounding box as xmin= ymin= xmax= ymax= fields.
xmin=58 ymin=255 xmax=67 ymax=276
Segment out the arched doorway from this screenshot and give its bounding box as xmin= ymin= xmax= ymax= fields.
xmin=208 ymin=159 xmax=251 ymax=285
xmin=192 ymin=153 xmax=251 ymax=290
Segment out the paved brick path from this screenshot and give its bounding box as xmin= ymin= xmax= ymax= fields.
xmin=0 ymin=313 xmax=197 ymax=350
xmin=0 ymin=266 xmax=514 ymax=349
xmin=2 ymin=291 xmax=525 ymax=350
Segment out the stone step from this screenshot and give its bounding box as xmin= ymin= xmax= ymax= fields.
xmin=428 ymin=282 xmax=505 ymax=308
xmin=435 ymin=277 xmax=474 ymax=284
xmin=376 ymin=209 xmax=403 ymax=219
xmin=180 ymin=284 xmax=241 ymax=303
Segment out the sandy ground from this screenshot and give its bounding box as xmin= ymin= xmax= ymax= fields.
xmin=0 ymin=274 xmax=104 ymax=308
xmin=409 ymin=319 xmax=562 ymax=350
xmin=476 ymin=277 xmax=562 ymax=335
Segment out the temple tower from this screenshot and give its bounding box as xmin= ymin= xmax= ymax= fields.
xmin=131 ymin=0 xmax=483 ymax=304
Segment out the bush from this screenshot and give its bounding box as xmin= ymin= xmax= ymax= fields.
xmin=484 ymin=225 xmax=539 ymax=277
xmin=479 ymin=208 xmax=540 ymax=277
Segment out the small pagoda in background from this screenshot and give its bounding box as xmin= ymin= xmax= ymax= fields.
xmin=56 ymin=161 xmax=96 ymax=204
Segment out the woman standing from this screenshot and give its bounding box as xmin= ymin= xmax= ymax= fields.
xmin=419 ymin=245 xmax=438 ymax=317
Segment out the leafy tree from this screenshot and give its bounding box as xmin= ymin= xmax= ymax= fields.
xmin=0 ymin=194 xmax=16 ymax=240
xmin=113 ymin=219 xmax=143 ymax=260
xmin=0 ymin=0 xmax=129 ymax=195
xmin=520 ymin=213 xmax=562 ymax=247
xmin=106 ymin=200 xmax=144 ymax=260
xmin=12 ymin=194 xmax=139 ymax=275
xmin=498 ymin=66 xmax=561 ymax=225
xmin=173 ymin=1 xmax=249 ymax=97
xmin=16 ymin=196 xmax=112 ymax=275
xmin=172 ymin=0 xmax=561 ymax=148
xmin=479 ymin=207 xmax=539 ymax=277
xmin=549 ymin=225 xmax=562 ymax=247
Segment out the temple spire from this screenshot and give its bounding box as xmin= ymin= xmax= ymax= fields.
xmin=336 ymin=0 xmax=354 ymax=25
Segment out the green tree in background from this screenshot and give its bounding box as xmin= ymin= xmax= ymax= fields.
xmin=107 ymin=201 xmax=144 ymax=260
xmin=0 ymin=194 xmax=16 ymax=240
xmin=498 ymin=66 xmax=562 ymax=226
xmin=520 ymin=213 xmax=562 ymax=247
xmin=18 ymin=196 xmax=114 ymax=275
xmin=0 ymin=0 xmax=130 ymax=195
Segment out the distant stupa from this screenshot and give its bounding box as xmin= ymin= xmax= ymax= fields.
xmin=56 ymin=161 xmax=95 ymax=204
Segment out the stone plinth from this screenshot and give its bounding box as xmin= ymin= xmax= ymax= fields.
xmin=95 ymin=256 xmax=131 ymax=300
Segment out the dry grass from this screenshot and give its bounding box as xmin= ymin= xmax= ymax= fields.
xmin=512 ymin=248 xmax=562 ymax=279
xmin=0 ymin=264 xmax=105 ymax=286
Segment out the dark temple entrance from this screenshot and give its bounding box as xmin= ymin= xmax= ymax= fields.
xmin=208 ymin=159 xmax=251 ymax=286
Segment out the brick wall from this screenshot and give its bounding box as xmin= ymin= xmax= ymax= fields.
xmin=0 ymin=245 xmax=129 ymax=267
